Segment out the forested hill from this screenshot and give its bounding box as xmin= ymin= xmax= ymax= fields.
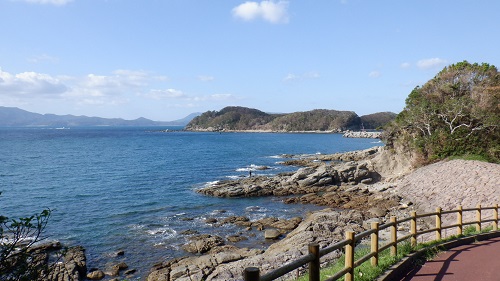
xmin=185 ymin=106 xmax=396 ymax=132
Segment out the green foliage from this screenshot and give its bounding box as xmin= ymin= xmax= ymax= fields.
xmin=185 ymin=106 xmax=396 ymax=132
xmin=360 ymin=112 xmax=398 ymax=130
xmin=383 ymin=61 xmax=500 ymax=163
xmin=0 ymin=192 xmax=53 ymax=281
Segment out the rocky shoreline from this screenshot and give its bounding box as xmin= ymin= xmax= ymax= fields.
xmin=36 ymin=146 xmax=500 ymax=281
xmin=146 ymin=146 xmax=417 ymax=281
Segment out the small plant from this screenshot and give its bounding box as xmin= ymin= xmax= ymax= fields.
xmin=0 ymin=192 xmax=55 ymax=281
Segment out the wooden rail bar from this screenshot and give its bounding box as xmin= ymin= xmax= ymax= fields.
xmin=396 ymin=233 xmax=413 ymax=244
xmin=353 ymin=252 xmax=375 ymax=268
xmin=436 ymin=207 xmax=442 ymax=240
xmin=440 ymin=209 xmax=458 ymax=215
xmin=243 ymin=203 xmax=499 ymax=281
xmin=397 ymin=216 xmax=414 ymax=224
xmin=309 ymin=244 xmax=320 ymax=281
xmin=457 ymin=205 xmax=463 ymax=235
xmin=355 ymin=228 xmax=377 ymax=241
xmin=324 ymin=267 xmax=351 ymax=281
xmin=416 ymin=212 xmax=439 ymax=218
xmin=390 ymin=216 xmax=397 ymax=256
xmin=319 ymin=239 xmax=350 ymax=256
xmin=244 ymin=267 xmax=260 ymax=281
xmin=417 ymin=228 xmax=437 ymax=235
xmin=476 ymin=204 xmax=482 ymax=232
xmin=411 ymin=211 xmax=417 ymax=247
xmin=345 ymin=231 xmax=355 ymax=281
xmin=494 ymin=204 xmax=499 ymax=231
xmin=259 ymin=254 xmax=313 ymax=281
xmin=371 ymin=222 xmax=379 ymax=266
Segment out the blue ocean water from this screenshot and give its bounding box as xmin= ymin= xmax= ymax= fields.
xmin=0 ymin=127 xmax=382 ymax=278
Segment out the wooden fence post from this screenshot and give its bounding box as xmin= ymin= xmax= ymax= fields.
xmin=476 ymin=204 xmax=482 ymax=232
xmin=309 ymin=243 xmax=320 ymax=281
xmin=435 ymin=207 xmax=442 ymax=240
xmin=345 ymin=231 xmax=355 ymax=281
xmin=457 ymin=205 xmax=463 ymax=236
xmin=371 ymin=222 xmax=379 ymax=266
xmin=410 ymin=211 xmax=417 ymax=248
xmin=494 ymin=204 xmax=498 ymax=231
xmin=244 ymin=267 xmax=260 ymax=281
xmin=390 ymin=216 xmax=397 ymax=256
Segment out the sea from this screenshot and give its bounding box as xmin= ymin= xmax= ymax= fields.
xmin=0 ymin=126 xmax=382 ymax=278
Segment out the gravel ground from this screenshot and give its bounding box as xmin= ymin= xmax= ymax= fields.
xmin=394 ymin=159 xmax=500 ymax=226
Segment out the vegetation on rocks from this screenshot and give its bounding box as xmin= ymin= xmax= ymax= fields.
xmin=185 ymin=106 xmax=396 ymax=132
xmin=383 ymin=61 xmax=500 ymax=164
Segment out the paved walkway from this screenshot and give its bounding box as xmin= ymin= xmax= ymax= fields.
xmin=396 ymin=237 xmax=500 ymax=281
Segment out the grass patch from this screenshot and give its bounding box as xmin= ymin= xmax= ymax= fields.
xmin=447 ymin=154 xmax=490 ymax=162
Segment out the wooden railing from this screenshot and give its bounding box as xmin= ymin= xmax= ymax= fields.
xmin=243 ymin=204 xmax=499 ymax=281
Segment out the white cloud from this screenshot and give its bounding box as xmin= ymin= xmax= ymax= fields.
xmin=417 ymin=58 xmax=447 ymax=70
xmin=21 ymin=0 xmax=73 ymax=6
xmin=232 ymin=1 xmax=289 ymax=24
xmin=0 ymin=68 xmax=67 ymax=97
xmin=0 ymin=67 xmax=237 ymax=113
xmin=368 ymin=71 xmax=381 ymax=78
xmin=283 ymin=73 xmax=299 ymax=81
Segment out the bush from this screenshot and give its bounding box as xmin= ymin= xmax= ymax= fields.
xmin=383 ymin=61 xmax=500 ymax=164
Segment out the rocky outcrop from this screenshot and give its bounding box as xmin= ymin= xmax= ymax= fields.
xmin=342 ymin=131 xmax=382 ymax=138
xmin=182 ymin=235 xmax=225 ymax=254
xmin=147 ymin=209 xmax=366 ymax=281
xmin=197 ymin=148 xmax=383 ymax=199
xmin=45 ymin=245 xmax=87 ymax=281
xmin=147 ymin=146 xmax=415 ymax=280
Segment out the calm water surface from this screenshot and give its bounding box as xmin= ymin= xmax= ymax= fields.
xmin=0 ymin=127 xmax=382 ymax=278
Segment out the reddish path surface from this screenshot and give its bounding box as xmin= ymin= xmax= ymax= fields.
xmin=396 ymin=237 xmax=500 ymax=281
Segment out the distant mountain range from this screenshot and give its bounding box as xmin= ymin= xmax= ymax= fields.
xmin=186 ymin=106 xmax=397 ymax=132
xmin=0 ymin=107 xmax=200 ymax=127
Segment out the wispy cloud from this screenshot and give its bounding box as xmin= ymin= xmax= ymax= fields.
xmin=0 ymin=67 xmax=238 ymax=110
xmin=198 ymin=75 xmax=215 ymax=82
xmin=20 ymin=0 xmax=73 ymax=6
xmin=283 ymin=71 xmax=320 ymax=82
xmin=146 ymin=89 xmax=186 ymax=100
xmin=232 ymin=1 xmax=290 ymax=24
xmin=27 ymin=54 xmax=59 ymax=64
xmin=368 ymin=71 xmax=381 ymax=78
xmin=400 ymin=62 xmax=411 ymax=69
xmin=416 ymin=58 xmax=447 ymax=70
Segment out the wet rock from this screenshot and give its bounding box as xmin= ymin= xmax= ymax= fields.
xmin=227 ymin=235 xmax=248 ymax=243
xmin=180 ymin=229 xmax=199 ymax=235
xmin=264 ymin=229 xmax=281 ymax=239
xmin=205 ymin=217 xmax=218 ymax=224
xmin=87 ymin=270 xmax=105 ymax=280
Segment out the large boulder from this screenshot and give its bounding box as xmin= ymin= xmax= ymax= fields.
xmin=182 ymin=234 xmax=225 ymax=254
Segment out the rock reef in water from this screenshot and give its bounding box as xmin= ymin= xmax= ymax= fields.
xmin=342 ymin=130 xmax=382 ymax=138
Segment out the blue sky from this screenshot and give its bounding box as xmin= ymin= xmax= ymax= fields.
xmin=1 ymin=0 xmax=499 ymax=121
